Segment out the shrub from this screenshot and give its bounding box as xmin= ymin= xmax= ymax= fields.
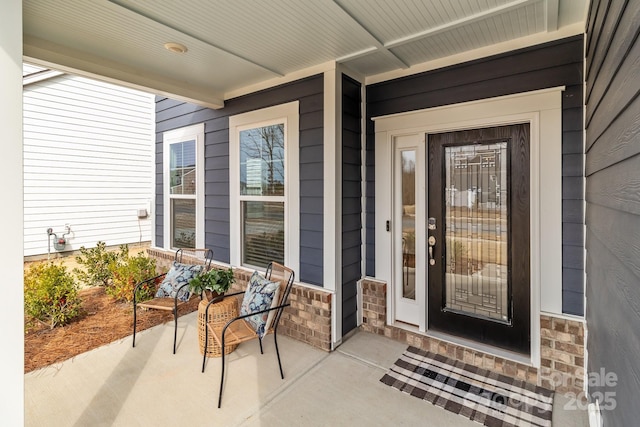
xmin=106 ymin=245 xmax=158 ymax=303
xmin=73 ymin=241 xmax=120 ymax=287
xmin=24 ymin=262 xmax=82 ymax=330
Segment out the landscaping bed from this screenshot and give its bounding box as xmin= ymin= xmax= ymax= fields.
xmin=24 ymin=286 xmax=199 ymax=373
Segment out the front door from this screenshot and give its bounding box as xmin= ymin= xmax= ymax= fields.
xmin=427 ymin=124 xmax=530 ymax=355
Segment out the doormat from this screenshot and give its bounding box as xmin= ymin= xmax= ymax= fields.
xmin=380 ymin=346 xmax=554 ymax=427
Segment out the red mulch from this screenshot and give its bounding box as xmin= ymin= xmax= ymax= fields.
xmin=24 ymin=287 xmax=199 ymax=373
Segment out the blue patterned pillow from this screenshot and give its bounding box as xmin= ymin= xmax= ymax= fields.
xmin=240 ymin=271 xmax=279 ymax=339
xmin=155 ymin=261 xmax=204 ymax=302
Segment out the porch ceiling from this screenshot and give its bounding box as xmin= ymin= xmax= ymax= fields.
xmin=23 ymin=0 xmax=587 ymax=109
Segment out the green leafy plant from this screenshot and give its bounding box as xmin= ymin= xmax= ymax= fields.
xmin=106 ymin=245 xmax=158 ymax=303
xmin=73 ymin=241 xmax=120 ymax=287
xmin=24 ymin=262 xmax=82 ymax=331
xmin=188 ymin=267 xmax=235 ymax=297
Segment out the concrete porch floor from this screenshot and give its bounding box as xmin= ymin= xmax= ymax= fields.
xmin=25 ymin=312 xmax=589 ymax=426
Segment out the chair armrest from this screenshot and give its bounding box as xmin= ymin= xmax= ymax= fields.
xmin=172 ymin=282 xmax=195 ymax=306
xmin=133 ymin=273 xmax=167 ymax=304
xmin=134 ymin=273 xmax=167 ymax=292
xmin=233 ymin=303 xmax=290 ymax=320
xmin=218 ymin=302 xmax=291 ymax=332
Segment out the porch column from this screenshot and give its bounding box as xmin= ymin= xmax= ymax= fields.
xmin=0 ymin=0 xmax=25 ymax=423
xmin=324 ymin=66 xmax=342 ymax=348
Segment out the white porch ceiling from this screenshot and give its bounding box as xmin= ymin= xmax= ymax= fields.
xmin=23 ymin=0 xmax=587 ymax=109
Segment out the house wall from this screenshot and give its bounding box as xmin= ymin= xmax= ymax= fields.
xmin=365 ymin=35 xmax=585 ymax=316
xmin=584 ymin=1 xmax=640 ymax=425
xmin=341 ymin=74 xmax=362 ymax=335
xmin=155 ymin=75 xmax=324 ymax=285
xmin=23 ymin=69 xmax=154 ymax=258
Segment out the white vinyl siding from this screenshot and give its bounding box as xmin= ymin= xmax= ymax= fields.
xmin=23 ymin=70 xmax=155 ymax=257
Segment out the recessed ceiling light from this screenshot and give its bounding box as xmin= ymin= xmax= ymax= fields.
xmin=164 ymin=42 xmax=188 ymax=54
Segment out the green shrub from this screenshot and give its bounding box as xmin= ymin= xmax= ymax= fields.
xmin=106 ymin=245 xmax=158 ymax=303
xmin=73 ymin=241 xmax=120 ymax=287
xmin=24 ymin=262 xmax=82 ymax=330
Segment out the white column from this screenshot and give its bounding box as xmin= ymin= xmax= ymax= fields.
xmin=0 ymin=0 xmax=24 ymax=423
xmin=324 ymin=66 xmax=342 ymax=348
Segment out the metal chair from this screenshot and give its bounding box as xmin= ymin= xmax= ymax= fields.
xmin=202 ymin=262 xmax=295 ymax=407
xmin=132 ymin=248 xmax=213 ymax=353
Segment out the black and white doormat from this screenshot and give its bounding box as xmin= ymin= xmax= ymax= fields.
xmin=380 ymin=347 xmax=554 ymax=427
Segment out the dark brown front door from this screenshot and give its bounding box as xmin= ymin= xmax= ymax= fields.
xmin=427 ymin=124 xmax=530 ymax=355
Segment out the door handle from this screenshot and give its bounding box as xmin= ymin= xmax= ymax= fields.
xmin=428 ymin=235 xmax=436 ymax=266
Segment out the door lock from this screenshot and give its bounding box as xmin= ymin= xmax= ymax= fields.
xmin=428 ymin=217 xmax=437 ymax=230
xmin=428 ymin=235 xmax=436 ymax=266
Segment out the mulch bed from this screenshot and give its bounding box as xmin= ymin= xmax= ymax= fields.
xmin=24 ymin=287 xmax=200 ymax=373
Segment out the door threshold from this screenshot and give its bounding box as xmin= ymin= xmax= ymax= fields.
xmin=426 ymin=330 xmax=534 ymax=367
xmin=391 ymin=321 xmax=534 ymax=367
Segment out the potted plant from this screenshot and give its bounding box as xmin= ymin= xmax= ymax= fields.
xmin=190 ymin=267 xmax=237 ymax=357
xmin=189 ymin=267 xmax=235 ymax=301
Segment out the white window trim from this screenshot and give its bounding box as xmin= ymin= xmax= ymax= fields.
xmin=162 ymin=123 xmax=205 ymax=250
xmin=229 ymin=102 xmax=300 ymax=273
xmin=373 ymin=86 xmax=565 ymax=367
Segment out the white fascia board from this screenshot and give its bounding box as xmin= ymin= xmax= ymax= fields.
xmin=225 ymin=60 xmax=338 ymax=100
xmin=24 ymin=36 xmax=224 ymax=109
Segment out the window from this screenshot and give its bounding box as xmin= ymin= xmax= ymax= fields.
xmin=163 ymin=124 xmax=204 ymax=249
xmin=230 ymin=102 xmax=299 ymax=272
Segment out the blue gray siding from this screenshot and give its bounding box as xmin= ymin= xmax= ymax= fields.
xmin=341 ymin=74 xmax=362 ymax=335
xmin=365 ymin=35 xmax=585 ymax=315
xmin=585 ymin=1 xmax=640 ymax=425
xmin=155 ymin=75 xmax=324 ymax=285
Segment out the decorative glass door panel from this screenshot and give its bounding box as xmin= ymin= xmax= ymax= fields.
xmin=401 ymin=150 xmax=416 ymax=301
xmin=444 ymin=143 xmax=509 ymax=323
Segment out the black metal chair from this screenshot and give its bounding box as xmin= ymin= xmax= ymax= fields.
xmin=202 ymin=262 xmax=295 ymax=408
xmin=132 ymin=248 xmax=213 ymax=354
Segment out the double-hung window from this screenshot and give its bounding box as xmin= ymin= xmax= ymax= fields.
xmin=230 ymin=102 xmax=299 ymax=272
xmin=163 ymin=123 xmax=204 ymax=249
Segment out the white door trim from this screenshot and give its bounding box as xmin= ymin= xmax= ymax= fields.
xmin=374 ymin=87 xmax=564 ymax=366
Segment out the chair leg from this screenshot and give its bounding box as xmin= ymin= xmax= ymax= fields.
xmin=274 ymin=332 xmax=284 ymax=379
xmin=259 ymin=337 xmax=264 ymax=354
xmin=173 ymin=308 xmax=178 ymax=354
xmin=202 ymin=324 xmax=208 ymax=373
xmin=218 ymin=334 xmax=227 ymax=408
xmin=132 ymin=302 xmax=138 ymax=348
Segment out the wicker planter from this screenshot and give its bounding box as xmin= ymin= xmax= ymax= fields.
xmin=197 ymin=296 xmax=239 ymax=357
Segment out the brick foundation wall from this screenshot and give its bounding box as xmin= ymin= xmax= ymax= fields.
xmin=147 ymin=248 xmax=332 ymax=352
xmin=539 ymin=315 xmax=585 ymax=393
xmin=359 ymin=278 xmax=585 ymax=393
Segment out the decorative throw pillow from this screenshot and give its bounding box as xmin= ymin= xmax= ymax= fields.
xmin=155 ymin=261 xmax=204 ymax=302
xmin=240 ymin=271 xmax=279 ymax=339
